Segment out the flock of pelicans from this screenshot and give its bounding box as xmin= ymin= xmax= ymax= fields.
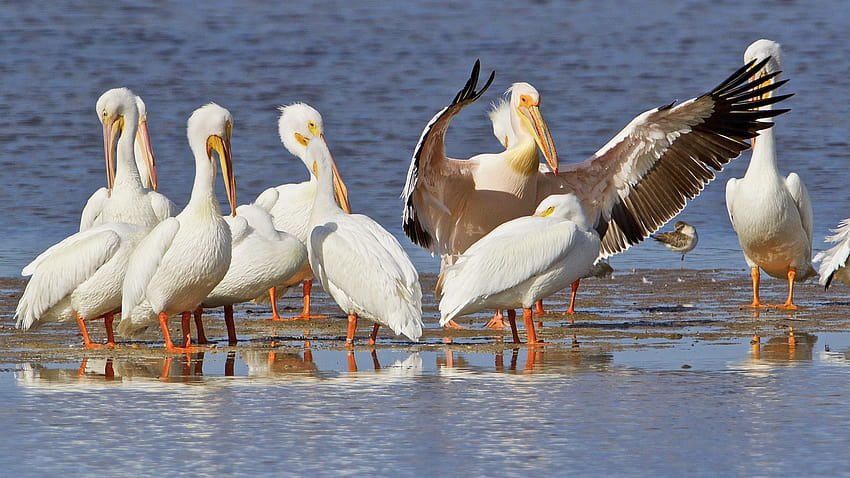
xmin=13 ymin=39 xmax=850 ymax=351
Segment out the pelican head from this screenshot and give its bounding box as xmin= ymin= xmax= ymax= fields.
xmin=509 ymin=82 xmax=558 ymax=174
xmin=277 ymin=103 xmax=350 ymax=212
xmin=744 ymin=39 xmax=782 ymax=76
xmin=188 ymin=103 xmax=236 ymax=217
xmin=278 ymin=103 xmax=324 ymax=163
xmin=133 ymin=96 xmax=158 ymax=191
xmin=534 ymin=194 xmax=590 ymax=230
xmin=96 ymin=87 xmax=139 ymax=195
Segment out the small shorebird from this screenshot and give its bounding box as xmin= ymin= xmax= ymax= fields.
xmin=652 ymin=221 xmax=698 ymax=261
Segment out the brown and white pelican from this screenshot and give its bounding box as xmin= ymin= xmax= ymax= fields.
xmin=405 ymin=57 xmax=790 ymax=336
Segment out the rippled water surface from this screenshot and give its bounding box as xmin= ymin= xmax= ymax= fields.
xmin=3 ymin=1 xmax=850 ymax=476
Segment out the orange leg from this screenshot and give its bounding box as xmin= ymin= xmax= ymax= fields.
xmin=507 ymin=309 xmax=520 ymax=344
xmin=523 ymin=308 xmax=540 ymax=345
xmin=484 ymin=309 xmax=505 ymax=330
xmin=566 ymin=279 xmax=580 ymax=316
xmin=103 ymin=312 xmax=116 ymax=347
xmin=444 ymin=319 xmax=467 ymax=329
xmin=280 ymin=281 xmax=328 ymax=321
xmin=368 ymin=323 xmax=380 ymax=346
xmin=744 ymin=267 xmax=762 ymax=308
xmin=193 ymin=307 xmax=209 ymax=345
xmin=267 ymin=287 xmax=282 ymax=321
xmin=535 ymin=300 xmax=545 ymax=315
xmin=159 ymin=311 xmax=200 ymax=353
xmin=224 ymin=304 xmax=237 ymax=345
xmin=346 ymin=313 xmax=358 ymax=347
xmin=76 ymin=312 xmax=103 ymax=349
xmin=777 ymin=268 xmax=799 ymax=310
xmin=181 ymin=312 xmax=192 ymax=348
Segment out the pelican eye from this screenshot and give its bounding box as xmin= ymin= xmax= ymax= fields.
xmin=540 ymin=206 xmax=555 ymax=217
xmin=519 ymin=94 xmax=533 ymax=107
xmin=295 ymin=132 xmax=309 ymax=146
xmin=307 ymin=121 xmax=318 ymax=136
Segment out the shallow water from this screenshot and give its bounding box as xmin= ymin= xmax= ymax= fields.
xmin=4 ymin=1 xmax=850 ymax=476
xmin=4 ymin=335 xmax=850 ymax=477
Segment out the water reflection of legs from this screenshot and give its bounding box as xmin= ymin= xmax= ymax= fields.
xmin=347 ymin=351 xmax=357 ymax=372
xmin=509 ymin=348 xmax=519 ymax=371
xmin=750 ymin=308 xmax=762 ymax=344
xmin=371 ymin=350 xmax=381 ymax=370
xmin=225 ymin=351 xmax=236 ymax=376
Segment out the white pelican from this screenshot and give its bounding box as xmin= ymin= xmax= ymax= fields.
xmin=726 ymin=39 xmax=813 ymax=310
xmin=651 ymin=221 xmax=699 ymax=261
xmin=80 ymin=88 xmax=174 ymax=231
xmin=116 ymin=103 xmax=237 ymax=352
xmin=814 ymin=219 xmax=850 ymax=289
xmin=194 ymin=203 xmax=307 ymax=345
xmin=439 ymin=194 xmax=600 ymax=344
xmin=301 ymin=110 xmax=423 ymax=345
xmin=253 ymin=104 xmax=351 ymax=321
xmin=14 ymin=222 xmax=148 ymax=348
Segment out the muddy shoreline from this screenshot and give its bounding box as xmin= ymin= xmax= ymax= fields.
xmin=3 ymin=268 xmax=848 ymax=366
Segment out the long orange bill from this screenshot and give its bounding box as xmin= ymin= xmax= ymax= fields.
xmin=523 ymin=105 xmax=558 ymax=175
xmin=136 ymin=119 xmax=158 ymax=191
xmin=101 ymin=118 xmax=121 ymax=196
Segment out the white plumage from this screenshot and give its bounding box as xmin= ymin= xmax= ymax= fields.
xmin=117 ymin=103 xmax=237 ymax=351
xmin=80 ymin=88 xmax=174 ymax=231
xmin=14 ymin=222 xmax=147 ymax=345
xmin=252 ymin=103 xmax=351 ymax=320
xmin=195 ymin=203 xmax=307 ymax=344
xmin=726 ymin=39 xmax=814 ymax=309
xmin=815 ymin=219 xmax=850 ymax=288
xmin=299 ymin=106 xmax=422 ymax=344
xmin=438 ymin=194 xmax=600 ymax=344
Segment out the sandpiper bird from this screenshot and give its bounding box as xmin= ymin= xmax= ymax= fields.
xmin=652 ymin=221 xmax=698 ymax=261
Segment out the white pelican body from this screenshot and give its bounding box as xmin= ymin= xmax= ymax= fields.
xmin=253 ymin=104 xmax=351 ymax=320
xmin=80 ymin=90 xmax=174 ymax=231
xmin=117 ymin=103 xmax=237 ymax=351
xmin=14 ymin=88 xmax=168 ymax=347
xmin=439 ymin=194 xmax=599 ymax=343
xmin=725 ymin=39 xmax=813 ymax=308
xmin=14 ymin=222 xmax=147 ymax=343
xmin=402 ymin=61 xmax=558 ymax=267
xmin=298 ymin=107 xmax=422 ymax=344
xmin=815 ymin=220 xmax=850 ymax=288
xmin=194 ymin=204 xmax=307 ymax=345
xmin=204 ymin=204 xmax=306 ymax=307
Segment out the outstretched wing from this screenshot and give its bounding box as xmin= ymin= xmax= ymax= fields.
xmin=538 ymin=58 xmax=791 ymax=258
xmin=400 ymin=60 xmax=495 ymax=253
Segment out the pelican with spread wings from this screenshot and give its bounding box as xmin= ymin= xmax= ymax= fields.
xmin=404 ymin=57 xmax=790 ymax=329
